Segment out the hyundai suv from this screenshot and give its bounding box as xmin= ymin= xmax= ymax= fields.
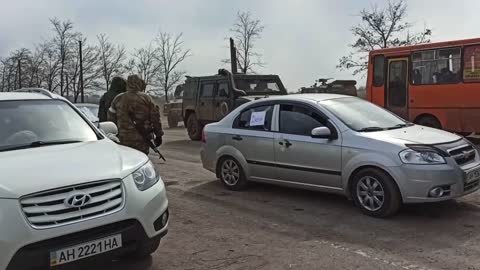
xmin=0 ymin=89 xmax=169 ymax=269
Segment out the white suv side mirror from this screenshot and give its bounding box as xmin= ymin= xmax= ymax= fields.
xmin=98 ymin=122 xmax=118 ymax=136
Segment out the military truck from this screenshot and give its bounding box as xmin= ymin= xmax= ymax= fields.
xmin=163 ymin=84 xmax=184 ymax=128
xmin=182 ymin=69 xmax=287 ymax=140
xmin=300 ymin=78 xmax=357 ymax=96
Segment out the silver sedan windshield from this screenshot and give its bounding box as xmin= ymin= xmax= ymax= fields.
xmin=320 ymin=97 xmax=407 ymax=131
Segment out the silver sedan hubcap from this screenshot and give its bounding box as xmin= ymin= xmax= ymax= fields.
xmin=356 ymin=176 xmax=385 ymax=211
xmin=221 ymin=160 xmax=240 ymax=186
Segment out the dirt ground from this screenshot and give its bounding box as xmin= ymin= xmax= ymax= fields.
xmin=96 ymin=127 xmax=480 ymax=270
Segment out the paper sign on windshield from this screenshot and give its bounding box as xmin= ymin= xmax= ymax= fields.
xmin=250 ymin=111 xmax=266 ymax=126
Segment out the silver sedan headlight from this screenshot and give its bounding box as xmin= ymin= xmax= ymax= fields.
xmin=132 ymin=161 xmax=160 ymax=191
xmin=399 ymin=149 xmax=446 ymax=165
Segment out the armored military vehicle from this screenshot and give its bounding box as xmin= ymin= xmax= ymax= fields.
xmin=300 ymin=78 xmax=357 ymax=96
xmin=182 ymin=69 xmax=287 ymax=140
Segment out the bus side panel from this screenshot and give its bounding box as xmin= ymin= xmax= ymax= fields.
xmin=371 ymin=86 xmax=385 ymax=107
xmin=460 ymin=108 xmax=480 ymax=133
xmin=409 ymin=84 xmax=480 ymax=133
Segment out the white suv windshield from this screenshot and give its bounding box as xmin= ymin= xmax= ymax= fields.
xmin=320 ymin=97 xmax=408 ymax=132
xmin=0 ymin=100 xmax=98 ymax=151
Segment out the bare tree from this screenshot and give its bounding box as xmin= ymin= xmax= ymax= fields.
xmin=2 ymin=58 xmax=16 ymax=91
xmin=50 ymin=18 xmax=78 ymax=95
xmin=97 ymin=33 xmax=126 ymax=91
xmin=1 ymin=48 xmax=33 ymax=91
xmin=337 ymin=0 xmax=431 ymax=76
xmin=125 ymin=58 xmax=136 ymax=76
xmin=155 ymin=32 xmax=190 ymax=102
xmin=38 ymin=41 xmax=61 ymax=92
xmin=128 ymin=43 xmax=162 ymax=88
xmin=0 ymin=60 xmax=5 ymax=92
xmin=26 ymin=44 xmax=48 ymax=88
xmin=1 ymin=56 xmax=16 ymax=91
xmin=223 ymin=11 xmax=265 ymax=73
xmin=0 ymin=58 xmax=11 ymax=92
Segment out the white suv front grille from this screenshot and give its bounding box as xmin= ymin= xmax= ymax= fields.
xmin=20 ymin=180 xmax=124 ymax=229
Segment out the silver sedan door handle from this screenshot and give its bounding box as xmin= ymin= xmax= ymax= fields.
xmin=278 ymin=139 xmax=292 ymax=148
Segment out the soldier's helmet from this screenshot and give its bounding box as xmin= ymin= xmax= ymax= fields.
xmin=127 ymin=75 xmax=146 ymax=92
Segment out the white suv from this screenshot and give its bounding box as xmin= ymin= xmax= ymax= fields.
xmin=0 ymin=89 xmax=169 ymax=269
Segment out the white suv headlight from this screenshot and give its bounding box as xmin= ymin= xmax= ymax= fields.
xmin=132 ymin=161 xmax=160 ymax=191
xmin=399 ymin=149 xmax=446 ymax=165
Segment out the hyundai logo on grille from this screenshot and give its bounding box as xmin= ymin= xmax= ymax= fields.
xmin=64 ymin=192 xmax=92 ymax=208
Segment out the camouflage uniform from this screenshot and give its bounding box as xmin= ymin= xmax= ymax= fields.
xmin=108 ymin=75 xmax=163 ymax=154
xmin=98 ymin=77 xmax=127 ymax=122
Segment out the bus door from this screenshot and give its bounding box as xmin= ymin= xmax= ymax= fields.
xmin=386 ymin=58 xmax=409 ymax=120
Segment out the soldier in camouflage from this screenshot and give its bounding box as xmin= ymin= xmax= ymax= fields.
xmin=107 ymin=75 xmax=163 ymax=154
xmin=98 ymin=77 xmax=127 ymax=122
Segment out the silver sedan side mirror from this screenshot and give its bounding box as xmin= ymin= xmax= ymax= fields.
xmin=311 ymin=127 xmax=331 ymax=139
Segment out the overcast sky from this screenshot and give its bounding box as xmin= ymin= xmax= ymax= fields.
xmin=1 ymin=0 xmax=479 ymax=91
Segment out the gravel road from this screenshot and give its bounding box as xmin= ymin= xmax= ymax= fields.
xmin=94 ymin=127 xmax=480 ymax=270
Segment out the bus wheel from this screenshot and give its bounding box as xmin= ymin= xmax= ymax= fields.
xmin=416 ymin=115 xmax=442 ymax=129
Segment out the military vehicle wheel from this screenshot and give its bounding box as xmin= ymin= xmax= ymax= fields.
xmin=167 ymin=115 xmax=178 ymax=128
xmin=187 ymin=114 xmax=203 ymax=140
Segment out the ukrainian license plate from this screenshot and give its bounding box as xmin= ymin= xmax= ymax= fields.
xmin=50 ymin=234 xmax=122 ymax=267
xmin=466 ymin=168 xmax=480 ymax=183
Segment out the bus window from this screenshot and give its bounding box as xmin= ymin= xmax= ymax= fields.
xmin=464 ymin=45 xmax=480 ymax=82
xmin=412 ymin=47 xmax=461 ymax=84
xmin=373 ymin=55 xmax=385 ymax=86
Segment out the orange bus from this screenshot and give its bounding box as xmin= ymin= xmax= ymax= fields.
xmin=366 ymin=38 xmax=480 ymax=135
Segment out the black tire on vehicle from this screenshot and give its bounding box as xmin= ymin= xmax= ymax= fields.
xmin=416 ymin=115 xmax=442 ymax=129
xmin=218 ymin=157 xmax=248 ymax=191
xmin=186 ymin=113 xmax=203 ymax=141
xmin=351 ymin=168 xmax=402 ymax=218
xmin=167 ymin=114 xmax=178 ymax=128
xmin=125 ymin=236 xmax=161 ymax=259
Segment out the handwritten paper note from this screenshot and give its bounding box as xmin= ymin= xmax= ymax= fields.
xmin=250 ymin=111 xmax=266 ymax=126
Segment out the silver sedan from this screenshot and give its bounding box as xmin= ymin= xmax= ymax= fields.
xmin=201 ymin=94 xmax=480 ymax=217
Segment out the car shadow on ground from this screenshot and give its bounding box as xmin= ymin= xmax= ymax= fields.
xmin=184 ymin=178 xmax=480 ymax=251
xmin=188 ymin=179 xmax=479 ymax=218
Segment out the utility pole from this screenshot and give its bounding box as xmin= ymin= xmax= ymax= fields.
xmin=17 ymin=59 xmax=22 ymax=89
xmin=229 ymin=38 xmax=238 ymax=74
xmin=65 ymin=74 xmax=69 ymax=101
xmin=79 ymin=40 xmax=85 ymax=103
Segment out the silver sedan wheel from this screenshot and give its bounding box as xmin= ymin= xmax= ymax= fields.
xmin=221 ymin=160 xmax=240 ymax=186
xmin=356 ymin=176 xmax=385 ymax=212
